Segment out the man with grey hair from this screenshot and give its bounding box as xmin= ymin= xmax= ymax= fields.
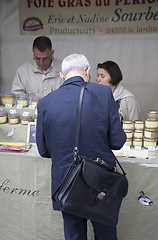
xmin=12 ymin=36 xmax=62 ymax=98
xmin=36 ymin=53 xmax=126 ymax=240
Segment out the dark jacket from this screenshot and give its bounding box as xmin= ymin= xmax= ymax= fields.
xmin=36 ymin=76 xmax=126 ymax=210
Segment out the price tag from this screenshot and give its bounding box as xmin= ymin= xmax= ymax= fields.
xmin=34 ymin=109 xmax=37 ymax=115
xmin=29 ymin=104 xmax=35 ymax=109
xmin=148 ymin=147 xmax=156 ymax=151
xmin=22 ymin=111 xmax=30 ymax=117
xmin=124 ymin=145 xmax=130 ymax=150
xmin=135 ymin=146 xmax=142 ymax=150
xmin=17 ymin=104 xmax=23 ymax=108
xmin=9 ymin=109 xmax=17 ymax=114
xmin=5 ymin=104 xmax=12 ymax=108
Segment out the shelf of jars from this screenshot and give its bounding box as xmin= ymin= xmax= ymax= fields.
xmin=0 ymin=93 xmax=38 ymax=125
xmin=0 ymin=93 xmax=39 ymax=144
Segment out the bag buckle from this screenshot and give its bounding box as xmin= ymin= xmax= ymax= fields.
xmin=96 ymin=191 xmax=106 ymax=200
xmin=96 ymin=158 xmax=117 ymax=172
xmin=96 ymin=158 xmax=104 ymax=166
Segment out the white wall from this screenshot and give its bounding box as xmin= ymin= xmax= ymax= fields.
xmin=0 ymin=0 xmax=158 ymax=120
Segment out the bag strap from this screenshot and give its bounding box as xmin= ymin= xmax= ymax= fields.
xmin=74 ymin=82 xmax=87 ymax=155
xmin=111 ymin=151 xmax=127 ymax=176
xmin=73 ymin=82 xmax=127 ymax=176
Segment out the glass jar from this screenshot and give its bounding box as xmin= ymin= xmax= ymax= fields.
xmin=31 ymin=96 xmax=41 ymax=107
xmin=143 ymin=138 xmax=157 ymax=149
xmin=124 ymin=138 xmax=132 ymax=147
xmin=133 ymin=138 xmax=143 ymax=147
xmin=124 ymin=130 xmax=133 ymax=139
xmin=8 ymin=113 xmax=19 ymax=124
xmin=145 ymin=118 xmax=158 ymax=129
xmin=0 ymin=111 xmax=7 ymax=124
xmin=148 ymin=110 xmax=158 ymax=120
xmin=16 ymin=95 xmax=28 ymax=107
xmin=20 ymin=115 xmax=32 ymax=125
xmin=134 ymin=120 xmax=144 ymax=130
xmin=133 ymin=130 xmax=144 ymax=139
xmin=1 ymin=93 xmax=14 ymax=106
xmin=144 ymin=128 xmax=158 ymax=139
xmin=123 ymin=121 xmax=133 ymax=130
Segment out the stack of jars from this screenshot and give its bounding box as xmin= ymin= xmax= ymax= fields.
xmin=144 ymin=111 xmax=158 ymax=149
xmin=123 ymin=110 xmax=158 ymax=149
xmin=123 ymin=120 xmax=144 ymax=148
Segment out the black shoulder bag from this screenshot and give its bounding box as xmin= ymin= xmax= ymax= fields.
xmin=53 ymin=83 xmax=128 ymax=226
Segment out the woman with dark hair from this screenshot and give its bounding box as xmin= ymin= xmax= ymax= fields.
xmin=97 ymin=61 xmax=139 ymax=121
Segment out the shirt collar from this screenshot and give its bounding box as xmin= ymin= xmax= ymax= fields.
xmin=60 ymin=76 xmax=85 ymax=88
xmin=40 ymin=59 xmax=54 ymax=75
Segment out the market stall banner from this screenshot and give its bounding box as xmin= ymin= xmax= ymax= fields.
xmin=19 ymin=0 xmax=158 ymax=35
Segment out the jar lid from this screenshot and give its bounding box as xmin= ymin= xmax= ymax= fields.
xmin=1 ymin=93 xmax=14 ymax=97
xmin=0 ymin=111 xmax=7 ymax=116
xmin=123 ymin=121 xmax=133 ymax=124
xmin=143 ymin=137 xmax=157 ymax=142
xmin=134 ymin=129 xmax=143 ymax=132
xmin=145 ymin=118 xmax=158 ymax=122
xmin=32 ymin=97 xmax=41 ymax=101
xmin=134 ymin=120 xmax=144 ymax=124
xmin=17 ymin=95 xmax=28 ymax=99
xmin=148 ymin=110 xmax=158 ymax=114
xmin=8 ymin=113 xmax=19 ymax=118
xmin=144 ymin=128 xmax=158 ymax=132
xmin=20 ymin=115 xmax=31 ymax=119
xmin=133 ymin=138 xmax=143 ymax=141
xmin=124 ymin=129 xmax=133 ymax=132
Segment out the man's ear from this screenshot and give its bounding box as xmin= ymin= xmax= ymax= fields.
xmin=60 ymin=72 xmax=65 ymax=82
xmin=85 ymin=67 xmax=91 ymax=82
xmin=51 ymin=50 xmax=54 ymax=56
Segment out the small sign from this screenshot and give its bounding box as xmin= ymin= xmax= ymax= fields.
xmin=27 ymin=122 xmax=36 ymax=145
xmin=5 ymin=104 xmax=12 ymax=108
xmin=9 ymin=109 xmax=17 ymax=114
xmin=135 ymin=146 xmax=142 ymax=150
xmin=22 ymin=111 xmax=30 ymax=116
xmin=29 ymin=104 xmax=36 ymax=109
xmin=17 ymin=104 xmax=23 ymax=108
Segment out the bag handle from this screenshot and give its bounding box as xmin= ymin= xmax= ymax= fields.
xmin=73 ymin=82 xmax=126 ymax=176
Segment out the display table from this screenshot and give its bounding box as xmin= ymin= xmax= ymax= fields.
xmin=0 ymin=145 xmax=158 ymax=240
